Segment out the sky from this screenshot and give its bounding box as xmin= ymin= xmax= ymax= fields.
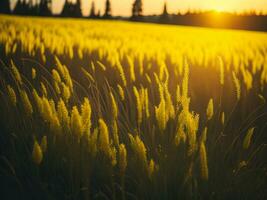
xmin=10 ymin=0 xmax=267 ymax=16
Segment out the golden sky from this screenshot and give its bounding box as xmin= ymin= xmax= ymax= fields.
xmin=11 ymin=0 xmax=267 ymax=16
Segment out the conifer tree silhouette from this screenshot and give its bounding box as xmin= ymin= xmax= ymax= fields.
xmin=89 ymin=1 xmax=96 ymax=18
xmin=13 ymin=0 xmax=27 ymax=15
xmin=132 ymin=0 xmax=142 ymax=20
xmin=104 ymin=0 xmax=111 ymax=18
xmin=0 ymin=0 xmax=11 ymax=14
xmin=39 ymin=0 xmax=52 ymax=16
xmin=74 ymin=0 xmax=82 ymax=17
xmin=61 ymin=0 xmax=70 ymax=17
xmin=97 ymin=10 xmax=101 ymax=18
xmin=61 ymin=0 xmax=82 ymax=17
xmin=159 ymin=2 xmax=169 ymax=23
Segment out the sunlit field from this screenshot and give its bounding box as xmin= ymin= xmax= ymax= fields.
xmin=0 ymin=14 xmax=267 ymax=199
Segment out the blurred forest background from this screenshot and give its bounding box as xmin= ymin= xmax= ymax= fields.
xmin=1 ymin=0 xmax=267 ymax=32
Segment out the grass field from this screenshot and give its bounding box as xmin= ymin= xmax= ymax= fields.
xmin=0 ymin=14 xmax=267 ymax=199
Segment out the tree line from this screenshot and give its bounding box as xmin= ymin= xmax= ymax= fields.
xmin=0 ymin=0 xmax=146 ymax=19
xmin=1 ymin=0 xmax=267 ymax=31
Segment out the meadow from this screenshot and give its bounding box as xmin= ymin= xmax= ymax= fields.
xmin=0 ymin=14 xmax=267 ymax=199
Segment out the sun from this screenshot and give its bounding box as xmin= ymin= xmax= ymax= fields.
xmin=214 ymin=7 xmax=225 ymax=12
xmin=211 ymin=2 xmax=227 ymax=12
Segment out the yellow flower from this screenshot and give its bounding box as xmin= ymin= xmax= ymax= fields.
xmin=11 ymin=60 xmax=22 ymax=85
xmin=133 ymin=86 xmax=142 ymax=126
xmin=110 ymin=91 xmax=118 ymax=119
xmin=117 ymin=84 xmax=125 ymax=101
xmin=88 ymin=128 xmax=98 ymax=157
xmin=110 ymin=146 xmax=117 ymax=167
xmin=118 ymin=144 xmax=127 ymax=176
xmin=32 ymin=140 xmax=43 ymax=165
xmin=127 ymin=55 xmax=135 ymax=82
xmin=20 ymin=90 xmax=33 ymax=116
xmin=221 ymin=112 xmax=225 ymax=125
xmin=200 ymin=127 xmax=207 ymax=143
xmin=206 ymin=99 xmax=214 ymax=121
xmin=70 ymin=106 xmax=83 ymax=139
xmin=232 ymin=72 xmax=241 ymax=100
xmin=175 ymin=126 xmax=186 ymax=146
xmin=112 ymin=120 xmax=119 ymax=147
xmin=155 ymin=98 xmax=166 ymax=131
xmin=32 ymin=68 xmax=36 ymax=79
xmin=129 ymin=134 xmax=148 ymax=170
xmin=52 ymin=69 xmax=61 ymax=83
xmin=7 ymin=85 xmax=16 ymax=106
xmin=41 ymin=97 xmax=53 ymax=122
xmin=243 ymin=127 xmax=255 ymax=150
xmin=62 ymin=83 xmax=71 ymax=102
xmin=116 ymin=59 xmax=127 ymax=86
xmin=218 ymin=57 xmax=224 ymax=86
xmin=81 ymin=98 xmax=92 ymax=136
xmin=148 ymin=159 xmax=155 ymax=179
xmin=199 ymin=142 xmax=208 ymax=180
xmin=98 ymin=118 xmax=110 ymax=155
xmin=41 ymin=82 xmax=47 ymax=97
xmin=32 ymin=89 xmax=43 ymax=113
xmin=57 ymin=98 xmax=69 ymax=129
xmin=145 ymin=89 xmax=149 ymax=118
